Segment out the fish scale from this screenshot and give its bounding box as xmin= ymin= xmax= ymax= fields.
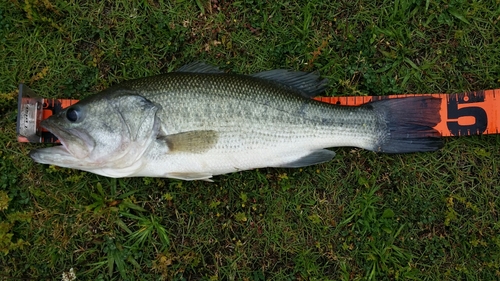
xmin=126 ymin=73 xmax=377 ymax=149
xmin=30 ymin=64 xmax=442 ymax=180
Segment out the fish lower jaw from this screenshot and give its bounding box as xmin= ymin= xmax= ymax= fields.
xmin=30 ymin=146 xmax=148 ymax=178
xmin=30 ymin=145 xmax=74 ymax=165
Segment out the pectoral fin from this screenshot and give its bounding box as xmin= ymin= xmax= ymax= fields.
xmin=167 ymin=172 xmax=214 ymax=182
xmin=159 ymin=130 xmax=218 ymax=154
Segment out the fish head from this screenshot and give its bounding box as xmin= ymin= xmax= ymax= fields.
xmin=30 ymin=92 xmax=160 ymax=175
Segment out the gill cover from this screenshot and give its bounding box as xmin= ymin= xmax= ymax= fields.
xmin=101 ymin=94 xmax=161 ymax=162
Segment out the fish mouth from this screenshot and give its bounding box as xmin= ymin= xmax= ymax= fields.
xmin=29 ymin=120 xmax=89 ymax=166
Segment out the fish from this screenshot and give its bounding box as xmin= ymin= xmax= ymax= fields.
xmin=29 ymin=62 xmax=442 ymax=181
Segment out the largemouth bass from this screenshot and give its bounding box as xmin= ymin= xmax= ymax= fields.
xmin=30 ymin=62 xmax=442 ymax=180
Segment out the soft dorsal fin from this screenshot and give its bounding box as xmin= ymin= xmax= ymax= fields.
xmin=176 ymin=61 xmax=224 ymax=73
xmin=252 ymin=69 xmax=329 ymax=98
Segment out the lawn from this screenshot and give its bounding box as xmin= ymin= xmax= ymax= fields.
xmin=1 ymin=0 xmax=499 ymax=280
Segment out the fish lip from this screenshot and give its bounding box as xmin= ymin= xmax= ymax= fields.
xmin=29 ymin=145 xmax=72 ymax=163
xmin=39 ymin=119 xmax=71 ymax=153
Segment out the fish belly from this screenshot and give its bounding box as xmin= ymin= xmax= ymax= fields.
xmin=137 ymin=124 xmax=375 ymax=179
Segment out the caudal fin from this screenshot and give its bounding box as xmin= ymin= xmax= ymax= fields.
xmin=370 ymin=96 xmax=443 ymax=153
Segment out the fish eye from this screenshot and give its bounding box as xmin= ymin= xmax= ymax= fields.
xmin=66 ymin=107 xmax=80 ymax=122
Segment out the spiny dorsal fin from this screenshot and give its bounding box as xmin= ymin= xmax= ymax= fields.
xmin=252 ymin=69 xmax=329 ymax=98
xmin=159 ymin=130 xmax=219 ymax=154
xmin=176 ymin=62 xmax=224 ymax=73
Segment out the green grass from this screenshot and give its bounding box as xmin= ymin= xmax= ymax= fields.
xmin=1 ymin=0 xmax=500 ymax=280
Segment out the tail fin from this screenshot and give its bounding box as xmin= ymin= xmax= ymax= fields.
xmin=370 ymin=96 xmax=443 ymax=153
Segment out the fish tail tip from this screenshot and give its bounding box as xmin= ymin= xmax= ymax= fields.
xmin=371 ymin=97 xmax=443 ymax=153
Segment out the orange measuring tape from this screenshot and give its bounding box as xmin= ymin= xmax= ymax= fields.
xmin=16 ymin=84 xmax=499 ymax=143
xmin=315 ymin=89 xmax=499 ymax=137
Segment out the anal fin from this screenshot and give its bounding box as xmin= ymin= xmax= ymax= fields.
xmin=277 ymin=149 xmax=336 ymax=168
xmin=167 ymin=172 xmax=214 ymax=182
